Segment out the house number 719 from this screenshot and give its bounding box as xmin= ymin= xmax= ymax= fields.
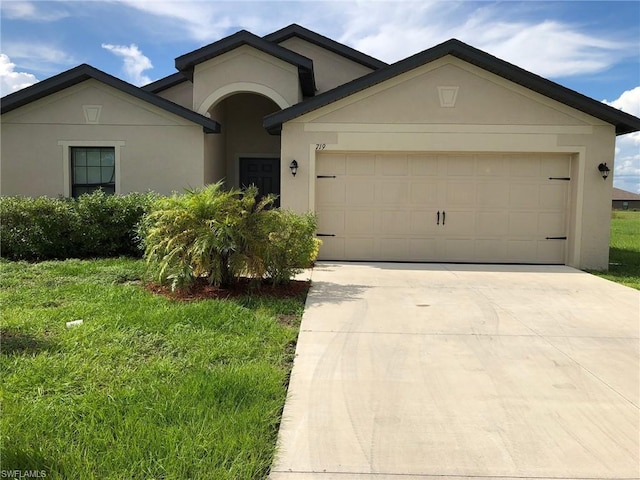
xmin=315 ymin=144 xmax=326 ymax=150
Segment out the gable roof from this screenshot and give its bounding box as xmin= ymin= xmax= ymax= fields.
xmin=175 ymin=30 xmax=316 ymax=96
xmin=142 ymin=72 xmax=189 ymax=94
xmin=263 ymin=24 xmax=388 ymax=71
xmin=0 ymin=64 xmax=220 ymax=133
xmin=612 ymin=188 xmax=640 ymax=201
xmin=264 ymin=38 xmax=640 ymax=135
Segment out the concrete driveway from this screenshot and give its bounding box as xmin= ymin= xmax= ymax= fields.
xmin=270 ymin=263 xmax=640 ymax=480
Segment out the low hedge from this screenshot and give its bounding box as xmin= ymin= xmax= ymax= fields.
xmin=1 ymin=191 xmax=157 ymax=261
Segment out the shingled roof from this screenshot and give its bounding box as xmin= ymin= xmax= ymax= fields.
xmin=264 ymin=38 xmax=640 ymax=135
xmin=612 ymin=188 xmax=640 ymax=201
xmin=1 ymin=64 xmax=220 ymax=134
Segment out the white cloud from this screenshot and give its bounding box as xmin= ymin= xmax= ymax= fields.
xmin=603 ymin=86 xmax=640 ymax=117
xmin=604 ymin=87 xmax=640 ymax=194
xmin=0 ymin=1 xmax=68 ymax=22
xmin=2 ymin=42 xmax=76 ymax=73
xmin=113 ymin=1 xmax=634 ymax=81
xmin=101 ymin=43 xmax=153 ymax=86
xmin=0 ymin=54 xmax=38 ymax=96
xmin=612 ymin=132 xmax=640 ymax=194
xmin=337 ymin=2 xmax=630 ymax=78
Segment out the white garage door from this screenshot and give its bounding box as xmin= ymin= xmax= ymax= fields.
xmin=315 ymin=152 xmax=571 ymax=263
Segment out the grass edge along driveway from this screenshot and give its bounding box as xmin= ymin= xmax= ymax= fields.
xmin=0 ymin=258 xmax=307 ymax=480
xmin=591 ymin=210 xmax=640 ymax=290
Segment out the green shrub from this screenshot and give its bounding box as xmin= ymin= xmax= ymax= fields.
xmin=261 ymin=210 xmax=320 ymax=285
xmin=139 ymin=183 xmax=275 ymax=290
xmin=0 ymin=191 xmax=156 ymax=261
xmin=73 ymin=190 xmax=157 ymax=258
xmin=0 ymin=196 xmax=77 ymax=260
xmin=139 ymin=183 xmax=319 ymax=290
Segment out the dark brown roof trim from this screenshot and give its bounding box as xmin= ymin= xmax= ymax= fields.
xmin=1 ymin=64 xmax=220 ymax=134
xmin=265 ymin=38 xmax=640 ymax=135
xmin=263 ymin=24 xmax=388 ymax=71
xmin=142 ymin=72 xmax=189 ymax=93
xmin=175 ymin=29 xmax=316 ymax=96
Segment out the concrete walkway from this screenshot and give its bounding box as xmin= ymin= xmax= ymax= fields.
xmin=270 ymin=263 xmax=640 ymax=480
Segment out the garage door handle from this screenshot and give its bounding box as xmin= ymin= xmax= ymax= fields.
xmin=436 ymin=211 xmax=440 ymax=225
xmin=442 ymin=211 xmax=446 ymax=225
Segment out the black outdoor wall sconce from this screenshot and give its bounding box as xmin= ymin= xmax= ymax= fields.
xmin=289 ymin=160 xmax=298 ymax=177
xmin=597 ymin=162 xmax=610 ymax=180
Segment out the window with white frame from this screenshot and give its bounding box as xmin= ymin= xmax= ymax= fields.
xmin=71 ymin=147 xmax=115 ymax=197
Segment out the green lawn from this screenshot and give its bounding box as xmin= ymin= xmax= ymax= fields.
xmin=592 ymin=210 xmax=640 ymax=289
xmin=0 ymin=258 xmax=306 ymax=479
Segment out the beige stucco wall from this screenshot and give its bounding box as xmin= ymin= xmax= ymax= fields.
xmin=277 ymin=37 xmax=375 ymax=94
xmin=1 ymin=79 xmax=207 ymax=197
xmin=204 ymin=101 xmax=227 ymax=185
xmin=155 ymin=80 xmax=194 ymax=109
xmin=192 ymin=45 xmax=300 ymax=114
xmin=279 ymin=56 xmax=616 ymax=270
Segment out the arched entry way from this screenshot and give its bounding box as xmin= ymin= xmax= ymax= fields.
xmin=204 ymin=92 xmax=282 ymax=203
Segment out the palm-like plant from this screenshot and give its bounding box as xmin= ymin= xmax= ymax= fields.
xmin=140 ymin=182 xmax=275 ymax=290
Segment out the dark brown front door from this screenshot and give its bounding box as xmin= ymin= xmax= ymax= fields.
xmin=239 ymin=157 xmax=281 ymax=206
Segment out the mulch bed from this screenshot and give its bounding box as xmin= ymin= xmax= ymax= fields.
xmin=146 ymin=276 xmax=311 ymax=302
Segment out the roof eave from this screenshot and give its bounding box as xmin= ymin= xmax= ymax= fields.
xmin=175 ymin=29 xmax=316 ymax=97
xmin=264 ymin=39 xmax=640 ymax=136
xmin=264 ymin=24 xmax=388 ymax=71
xmin=141 ymin=72 xmax=189 ymax=93
xmin=1 ymin=64 xmax=221 ymax=134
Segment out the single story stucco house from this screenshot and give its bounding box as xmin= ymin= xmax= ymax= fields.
xmin=2 ymin=24 xmax=640 ymax=269
xmin=612 ymin=188 xmax=640 ymax=210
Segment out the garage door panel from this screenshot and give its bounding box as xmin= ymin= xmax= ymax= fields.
xmin=345 ymin=238 xmax=374 ymax=259
xmin=318 ymin=237 xmax=345 ymax=259
xmin=346 ymin=211 xmax=374 ymax=234
xmin=509 ymin=183 xmax=540 ymax=207
xmin=381 ymin=182 xmax=410 ymax=204
xmin=538 ymin=212 xmax=566 ymax=234
xmin=378 ymin=210 xmax=411 ymax=235
xmin=540 ymin=184 xmax=568 ymax=209
xmin=410 ymin=156 xmax=438 ymax=176
xmin=509 ymin=156 xmax=540 ymax=177
xmin=379 ymin=238 xmax=411 ymax=260
xmin=446 ymin=182 xmax=476 ymax=206
xmin=317 ymin=154 xmax=346 ymax=175
xmin=507 ymin=240 xmax=537 ymax=262
xmin=316 ymin=153 xmax=569 ymax=264
xmin=346 ymin=181 xmax=375 ymax=205
xmin=537 ymin=240 xmax=565 ymax=263
xmin=477 ymin=182 xmax=509 ymax=206
xmin=446 ymin=156 xmax=475 ymax=176
xmin=410 ymin=210 xmax=438 ymax=234
xmin=509 ymin=212 xmax=539 ymax=236
xmin=346 ymin=154 xmax=376 ymax=175
xmin=477 ymin=157 xmax=506 ymax=177
xmin=378 ymin=155 xmax=408 ymax=175
xmin=542 ymin=156 xmax=570 ymax=177
xmin=475 ymin=239 xmax=507 ymax=261
xmin=317 ymin=209 xmax=345 ymax=234
xmin=443 ymin=238 xmax=475 ymax=260
xmin=442 ymin=210 xmax=475 ymax=236
xmin=476 ymin=212 xmax=508 ymax=236
xmin=410 ymin=182 xmax=438 ymax=204
xmin=316 ymin=179 xmax=346 ymax=204
xmin=409 ymin=238 xmax=438 ymax=260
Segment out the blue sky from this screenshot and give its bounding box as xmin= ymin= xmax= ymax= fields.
xmin=1 ymin=0 xmax=639 ymax=192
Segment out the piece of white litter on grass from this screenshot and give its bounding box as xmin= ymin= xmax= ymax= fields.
xmin=66 ymin=320 xmax=84 ymax=328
